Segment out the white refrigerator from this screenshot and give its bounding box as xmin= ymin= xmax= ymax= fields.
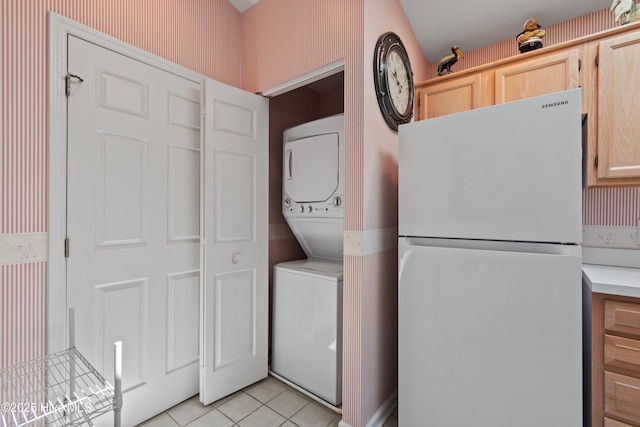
xmin=398 ymin=89 xmax=583 ymax=426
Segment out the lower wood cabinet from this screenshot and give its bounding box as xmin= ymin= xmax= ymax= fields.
xmin=594 ymin=294 xmax=640 ymax=427
xmin=606 ymin=418 xmax=637 ymax=427
xmin=605 ymin=372 xmax=640 ymax=425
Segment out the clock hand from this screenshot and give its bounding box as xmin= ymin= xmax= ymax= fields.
xmin=391 ymin=70 xmax=403 ymax=92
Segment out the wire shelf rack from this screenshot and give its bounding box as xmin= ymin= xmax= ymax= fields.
xmin=0 ymin=309 xmax=121 ymax=427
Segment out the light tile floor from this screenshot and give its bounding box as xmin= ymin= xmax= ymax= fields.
xmin=137 ymin=376 xmax=398 ymax=427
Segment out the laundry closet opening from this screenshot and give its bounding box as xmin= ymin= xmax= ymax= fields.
xmin=266 ymin=70 xmax=345 ymax=404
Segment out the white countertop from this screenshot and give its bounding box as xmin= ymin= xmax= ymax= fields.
xmin=583 ymin=263 xmax=640 ymax=298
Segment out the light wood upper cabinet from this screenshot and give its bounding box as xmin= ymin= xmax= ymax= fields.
xmin=416 ymin=74 xmax=482 ymax=120
xmin=494 ymin=49 xmax=580 ymax=104
xmin=597 ymin=30 xmax=640 ymax=181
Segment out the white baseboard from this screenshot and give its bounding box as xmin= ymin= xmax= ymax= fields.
xmin=338 ymin=390 xmax=398 ymax=427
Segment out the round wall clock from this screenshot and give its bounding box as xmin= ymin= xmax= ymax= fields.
xmin=373 ymin=32 xmax=415 ymax=132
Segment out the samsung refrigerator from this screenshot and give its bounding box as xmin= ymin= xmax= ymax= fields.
xmin=398 ymin=89 xmax=583 ymax=427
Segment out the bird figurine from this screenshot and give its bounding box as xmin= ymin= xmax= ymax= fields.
xmin=437 ymin=46 xmax=464 ymax=76
xmin=610 ymin=0 xmax=634 ymax=23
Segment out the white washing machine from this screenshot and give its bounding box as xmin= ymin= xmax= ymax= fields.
xmin=272 ymin=259 xmax=343 ymax=406
xmin=272 ymin=114 xmax=344 ymax=406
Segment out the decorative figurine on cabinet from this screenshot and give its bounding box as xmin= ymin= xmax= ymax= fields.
xmin=516 ymin=18 xmax=545 ymax=53
xmin=437 ymin=46 xmax=464 ymax=76
xmin=611 ymin=0 xmax=639 ymax=24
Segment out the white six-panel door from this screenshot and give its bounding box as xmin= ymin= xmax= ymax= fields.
xmin=67 ymin=35 xmax=202 ymax=426
xmin=200 ymin=79 xmax=269 ymax=405
xmin=66 ymin=33 xmax=269 ymax=424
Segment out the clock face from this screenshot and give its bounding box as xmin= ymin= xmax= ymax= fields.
xmin=373 ymin=32 xmax=414 ymax=132
xmin=386 ymin=46 xmax=412 ymax=116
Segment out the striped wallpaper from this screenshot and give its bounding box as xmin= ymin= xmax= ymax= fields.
xmin=584 ymin=187 xmax=640 ymax=226
xmin=0 ymin=262 xmax=46 ymax=369
xmin=0 ymin=0 xmax=241 ymax=372
xmin=1 ymin=1 xmax=639 ymax=426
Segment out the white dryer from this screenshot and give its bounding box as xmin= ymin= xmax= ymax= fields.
xmin=272 ymin=114 xmax=344 ymax=406
xmin=281 ymin=114 xmax=344 ymax=261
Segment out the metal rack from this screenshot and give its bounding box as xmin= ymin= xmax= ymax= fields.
xmin=0 ymin=309 xmax=122 ymax=427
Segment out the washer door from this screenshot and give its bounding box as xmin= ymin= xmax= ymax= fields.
xmin=284 ymin=133 xmax=339 ymax=203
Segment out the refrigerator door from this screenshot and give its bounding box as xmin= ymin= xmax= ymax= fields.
xmin=398 ymin=89 xmax=582 ymax=244
xmin=398 ymin=237 xmax=582 ymax=427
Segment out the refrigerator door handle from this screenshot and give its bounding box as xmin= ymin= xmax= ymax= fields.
xmin=400 ymin=237 xmax=581 ymax=257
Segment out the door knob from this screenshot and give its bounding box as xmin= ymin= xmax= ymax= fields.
xmin=232 ymin=253 xmax=241 ymax=264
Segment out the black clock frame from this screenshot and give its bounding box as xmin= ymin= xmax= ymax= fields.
xmin=373 ymin=32 xmax=415 ymax=132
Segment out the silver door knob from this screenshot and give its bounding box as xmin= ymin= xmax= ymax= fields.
xmin=232 ymin=253 xmax=241 ymax=264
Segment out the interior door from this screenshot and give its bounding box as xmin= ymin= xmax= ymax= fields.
xmin=67 ymin=35 xmax=201 ymax=426
xmin=200 ymin=79 xmax=269 ymax=404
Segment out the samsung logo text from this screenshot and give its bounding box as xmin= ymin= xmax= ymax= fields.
xmin=541 ymin=100 xmax=569 ymax=109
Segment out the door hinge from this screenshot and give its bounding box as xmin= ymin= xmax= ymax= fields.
xmin=595 ymin=54 xmax=599 ymax=67
xmin=64 ymin=237 xmax=70 ymax=258
xmin=65 ymin=72 xmax=84 ymax=97
xmin=594 ymin=156 xmax=599 ymax=168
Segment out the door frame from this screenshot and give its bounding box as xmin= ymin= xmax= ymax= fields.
xmin=47 ymin=12 xmax=205 ymax=353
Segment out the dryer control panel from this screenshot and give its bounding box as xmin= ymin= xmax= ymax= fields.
xmin=283 ymin=195 xmax=344 ymax=217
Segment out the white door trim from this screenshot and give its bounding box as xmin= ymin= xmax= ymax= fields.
xmin=47 ymin=12 xmax=206 ymax=353
xmin=259 ymin=59 xmax=345 ymax=97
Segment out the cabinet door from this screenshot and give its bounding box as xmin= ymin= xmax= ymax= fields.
xmin=605 ymin=371 xmax=640 ymax=425
xmin=605 ymin=418 xmax=636 ymax=427
xmin=597 ymin=30 xmax=640 ymax=180
xmin=417 ymin=74 xmax=481 ymax=120
xmin=495 ymin=49 xmax=580 ymax=104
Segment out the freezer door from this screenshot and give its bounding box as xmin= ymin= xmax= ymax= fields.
xmin=398 ymin=238 xmax=582 ymax=427
xmin=398 ymin=89 xmax=582 ymax=244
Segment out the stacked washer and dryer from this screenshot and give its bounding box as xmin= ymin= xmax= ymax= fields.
xmin=271 ymin=114 xmax=344 ymax=407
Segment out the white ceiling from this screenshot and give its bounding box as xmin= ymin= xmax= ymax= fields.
xmin=229 ymin=0 xmax=612 ymax=63
xmin=229 ymin=0 xmax=259 ymax=13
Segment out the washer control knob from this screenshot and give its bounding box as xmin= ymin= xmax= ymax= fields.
xmin=284 ymin=198 xmax=291 ymax=208
xmin=307 ymin=206 xmax=313 ymax=213
xmin=333 ymin=196 xmax=342 ymax=207
xmin=299 ymin=205 xmax=305 ymax=214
